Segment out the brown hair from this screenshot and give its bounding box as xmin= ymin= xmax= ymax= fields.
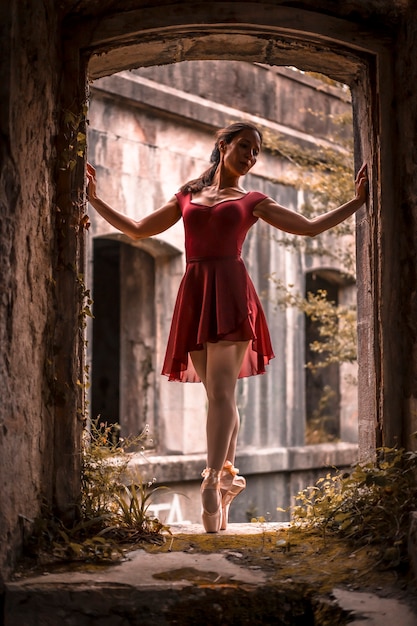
xmin=180 ymin=122 xmax=263 ymax=195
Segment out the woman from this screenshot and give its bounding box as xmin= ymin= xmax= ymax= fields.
xmin=86 ymin=121 xmax=368 ymax=533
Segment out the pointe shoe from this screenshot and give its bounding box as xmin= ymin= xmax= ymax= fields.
xmin=220 ymin=461 xmax=246 ymax=531
xmin=201 ymin=468 xmax=222 ymax=533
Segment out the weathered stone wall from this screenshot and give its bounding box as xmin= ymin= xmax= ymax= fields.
xmin=136 ymin=61 xmax=352 ymax=144
xmin=0 ymin=1 xmax=60 ymax=586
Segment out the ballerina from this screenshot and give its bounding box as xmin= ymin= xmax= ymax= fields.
xmin=87 ymin=121 xmax=368 ymax=532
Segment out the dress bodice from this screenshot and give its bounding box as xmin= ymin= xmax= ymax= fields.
xmin=175 ymin=190 xmax=267 ymax=261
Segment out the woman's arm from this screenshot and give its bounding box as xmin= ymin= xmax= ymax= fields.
xmin=253 ymin=163 xmax=368 ymax=237
xmin=86 ymin=163 xmax=182 ymax=240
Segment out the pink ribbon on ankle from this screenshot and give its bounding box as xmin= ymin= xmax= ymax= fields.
xmin=224 ymin=462 xmax=239 ymax=476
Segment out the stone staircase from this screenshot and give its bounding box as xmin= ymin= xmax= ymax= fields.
xmin=3 ymin=523 xmax=417 ymax=625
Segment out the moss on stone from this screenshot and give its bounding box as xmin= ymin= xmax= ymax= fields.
xmin=146 ymin=525 xmax=412 ymax=598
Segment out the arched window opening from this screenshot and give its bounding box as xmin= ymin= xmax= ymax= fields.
xmin=91 ymin=237 xmax=156 ymax=443
xmin=91 ymin=239 xmax=121 ymax=426
xmin=305 ymin=270 xmax=358 ymax=444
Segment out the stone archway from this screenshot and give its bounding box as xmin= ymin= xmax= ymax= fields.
xmin=56 ymin=3 xmax=395 ymax=517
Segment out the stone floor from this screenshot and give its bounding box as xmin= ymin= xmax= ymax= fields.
xmin=4 ymin=523 xmax=417 ymax=625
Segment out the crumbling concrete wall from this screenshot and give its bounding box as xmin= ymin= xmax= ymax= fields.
xmin=87 ymin=62 xmax=356 ymax=447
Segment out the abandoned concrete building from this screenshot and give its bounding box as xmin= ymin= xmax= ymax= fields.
xmin=87 ymin=61 xmax=358 ymax=524
xmin=2 ymin=0 xmax=417 ymax=594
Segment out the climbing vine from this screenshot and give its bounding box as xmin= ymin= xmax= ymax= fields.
xmin=60 ymin=105 xmax=88 ymax=172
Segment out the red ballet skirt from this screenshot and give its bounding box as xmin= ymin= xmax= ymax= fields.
xmin=161 ymin=190 xmax=275 ymax=382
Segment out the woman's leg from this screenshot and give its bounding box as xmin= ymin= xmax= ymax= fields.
xmin=225 ymin=408 xmax=240 ymax=467
xmin=190 ymin=344 xmax=208 ymax=387
xmin=205 ymin=341 xmax=248 ymax=469
xmin=191 ymin=341 xmax=248 ymax=470
xmin=190 ymin=341 xmax=248 ymax=529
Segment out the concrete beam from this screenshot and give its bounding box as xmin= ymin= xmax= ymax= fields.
xmin=92 ymin=71 xmax=349 ymax=154
xmin=75 ymin=3 xmax=392 ymax=80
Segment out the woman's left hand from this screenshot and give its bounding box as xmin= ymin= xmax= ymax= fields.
xmin=355 ymin=163 xmax=368 ymax=204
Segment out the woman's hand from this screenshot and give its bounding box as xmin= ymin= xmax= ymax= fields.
xmin=355 ymin=162 xmax=368 ymax=204
xmin=86 ymin=162 xmax=97 ymax=200
xmin=84 ymin=161 xmax=182 ymax=239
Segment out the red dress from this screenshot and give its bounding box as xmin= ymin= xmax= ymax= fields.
xmin=161 ymin=190 xmax=275 ymax=382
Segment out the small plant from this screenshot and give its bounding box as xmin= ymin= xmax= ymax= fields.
xmin=288 ymin=447 xmax=417 ymax=569
xmin=26 ymin=419 xmax=169 ymax=565
xmin=80 ymin=418 xmax=170 ymax=542
xmin=112 ymin=480 xmax=169 ymax=542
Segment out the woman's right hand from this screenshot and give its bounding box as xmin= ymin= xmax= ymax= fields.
xmin=86 ymin=162 xmax=97 ymax=201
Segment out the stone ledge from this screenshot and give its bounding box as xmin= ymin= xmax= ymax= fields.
xmin=127 ymin=442 xmax=358 ymax=483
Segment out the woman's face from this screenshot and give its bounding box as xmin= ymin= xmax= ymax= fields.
xmin=220 ymin=128 xmax=262 ymax=178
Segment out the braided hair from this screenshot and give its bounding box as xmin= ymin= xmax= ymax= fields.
xmin=180 ymin=122 xmax=262 ymax=195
